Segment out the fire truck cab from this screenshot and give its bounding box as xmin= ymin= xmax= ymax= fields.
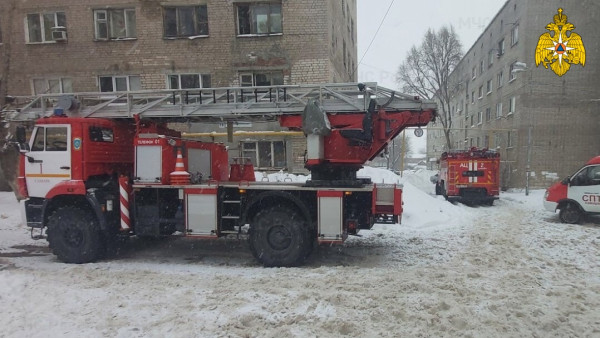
xmin=544 ymin=155 xmax=600 ymax=224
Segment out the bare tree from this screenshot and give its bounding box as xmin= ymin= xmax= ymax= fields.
xmin=0 ymin=1 xmax=19 ymax=194
xmin=396 ymin=26 xmax=463 ymax=150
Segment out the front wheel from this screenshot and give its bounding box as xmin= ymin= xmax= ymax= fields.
xmin=47 ymin=206 xmax=104 ymax=263
xmin=249 ymin=206 xmax=313 ymax=267
xmin=559 ymin=203 xmax=583 ymax=224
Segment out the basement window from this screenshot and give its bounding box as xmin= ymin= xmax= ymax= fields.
xmin=164 ymin=6 xmax=209 ymax=38
xmin=237 ymin=2 xmax=282 ymax=36
xmin=26 ymin=12 xmax=66 ymax=43
xmin=94 ymin=9 xmax=136 ymax=40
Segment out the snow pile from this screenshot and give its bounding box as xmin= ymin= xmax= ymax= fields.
xmin=1 ymin=167 xmax=599 ymax=337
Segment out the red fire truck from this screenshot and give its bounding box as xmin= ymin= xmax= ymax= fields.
xmin=7 ymin=83 xmax=436 ymax=266
xmin=434 ymin=147 xmax=500 ymax=205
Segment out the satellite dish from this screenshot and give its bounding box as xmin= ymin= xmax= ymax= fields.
xmin=414 ymin=127 xmax=424 ymax=137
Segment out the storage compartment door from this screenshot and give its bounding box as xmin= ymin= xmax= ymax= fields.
xmin=318 ymin=191 xmax=343 ymax=241
xmin=186 ymin=189 xmax=217 ymax=237
xmin=136 ymin=146 xmax=162 ymax=183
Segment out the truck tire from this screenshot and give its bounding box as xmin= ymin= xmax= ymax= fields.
xmin=249 ymin=206 xmax=312 ymax=267
xmin=47 ymin=206 xmax=104 ymax=263
xmin=559 ymin=203 xmax=582 ymax=224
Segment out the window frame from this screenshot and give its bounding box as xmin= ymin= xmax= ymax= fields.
xmin=497 ymin=38 xmax=505 ymax=56
xmin=167 ymin=73 xmax=212 ymax=90
xmin=236 ymin=2 xmax=282 ymax=36
xmin=26 ymin=11 xmax=66 ymax=43
xmin=99 ymin=75 xmax=141 ymax=92
xmin=496 ymin=102 xmax=503 ymax=119
xmin=241 ymin=140 xmax=286 ymax=169
xmin=511 ymin=24 xmax=519 ymax=46
xmin=32 ymin=77 xmax=73 ymax=95
xmin=239 ymin=71 xmax=283 ymax=87
xmin=163 ymin=5 xmax=209 ymax=39
xmin=508 ymin=96 xmax=516 ymax=115
xmin=93 ymin=8 xmax=137 ymax=40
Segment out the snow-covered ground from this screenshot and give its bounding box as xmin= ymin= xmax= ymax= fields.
xmin=1 ymin=168 xmax=599 ymax=337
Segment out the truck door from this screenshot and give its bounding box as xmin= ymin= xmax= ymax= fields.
xmin=25 ymin=125 xmax=71 ymax=198
xmin=567 ymin=165 xmax=600 ymax=213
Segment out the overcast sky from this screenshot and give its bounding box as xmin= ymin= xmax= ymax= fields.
xmin=356 ymin=0 xmax=507 ymax=155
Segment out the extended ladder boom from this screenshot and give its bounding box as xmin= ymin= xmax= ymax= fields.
xmin=4 ymin=82 xmax=436 ymax=122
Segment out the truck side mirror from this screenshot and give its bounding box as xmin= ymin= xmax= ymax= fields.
xmin=561 ymin=177 xmax=570 ymax=185
xmin=15 ymin=126 xmax=30 ymax=152
xmin=16 ymin=126 xmax=27 ymax=144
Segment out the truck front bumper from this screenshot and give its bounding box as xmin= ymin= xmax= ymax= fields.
xmin=543 ymin=199 xmax=558 ymax=212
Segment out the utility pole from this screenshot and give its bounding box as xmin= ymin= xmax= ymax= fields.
xmin=525 ymin=125 xmax=532 ymax=196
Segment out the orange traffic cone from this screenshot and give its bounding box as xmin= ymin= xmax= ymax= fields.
xmin=170 ymin=149 xmax=190 ymax=185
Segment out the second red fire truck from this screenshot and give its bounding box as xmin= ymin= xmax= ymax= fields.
xmin=434 ymin=147 xmax=500 ymax=205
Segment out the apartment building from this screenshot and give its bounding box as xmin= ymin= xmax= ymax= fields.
xmin=0 ymin=0 xmax=357 ymax=173
xmin=427 ymin=0 xmax=600 ymax=189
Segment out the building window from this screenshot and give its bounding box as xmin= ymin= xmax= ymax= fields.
xmin=99 ymin=75 xmax=141 ymax=92
xmin=237 ymin=2 xmax=282 ymax=36
xmin=509 ymin=62 xmax=517 ymax=81
xmin=507 ymin=131 xmax=513 ymax=148
xmin=485 ymin=107 xmax=491 ymax=122
xmin=486 ymin=79 xmax=492 ymax=94
xmin=484 ymin=135 xmax=490 ymax=148
xmin=94 ymin=9 xmax=136 ymax=40
xmin=168 ymin=74 xmax=211 ymax=89
xmin=472 ymin=66 xmax=476 ymax=79
xmin=496 ymin=102 xmax=503 ymax=118
xmin=32 ymin=78 xmax=73 ymax=95
xmin=164 ymin=6 xmax=208 ymax=38
xmin=497 ymin=71 xmax=504 ymax=87
xmin=240 ymin=71 xmax=283 ymax=86
xmin=471 ymin=91 xmax=475 ymax=104
xmin=478 ymin=86 xmax=483 ymax=99
xmin=241 ymin=140 xmax=286 ymax=169
xmin=470 ymin=115 xmax=474 ymax=127
xmin=479 ymin=60 xmax=484 ymax=75
xmin=477 ymin=111 xmax=483 ymax=125
xmin=26 ymin=12 xmax=66 ymax=43
xmin=488 ymin=50 xmax=494 ymax=67
xmin=497 ymin=38 xmax=505 ymax=56
xmin=508 ymin=96 xmax=516 ymax=114
xmin=511 ymin=25 xmax=519 ymax=45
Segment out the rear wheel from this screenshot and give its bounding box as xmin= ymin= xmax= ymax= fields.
xmin=559 ymin=202 xmax=583 ymax=224
xmin=249 ymin=206 xmax=312 ymax=267
xmin=47 ymin=206 xmax=104 ymax=263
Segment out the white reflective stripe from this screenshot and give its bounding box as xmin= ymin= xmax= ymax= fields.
xmin=468 ymin=161 xmax=473 ymax=183
xmin=474 ymin=160 xmax=478 ymax=183
xmin=119 ymin=184 xmax=130 ymax=230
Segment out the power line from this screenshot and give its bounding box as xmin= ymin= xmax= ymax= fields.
xmin=352 ymin=0 xmax=395 ymax=79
